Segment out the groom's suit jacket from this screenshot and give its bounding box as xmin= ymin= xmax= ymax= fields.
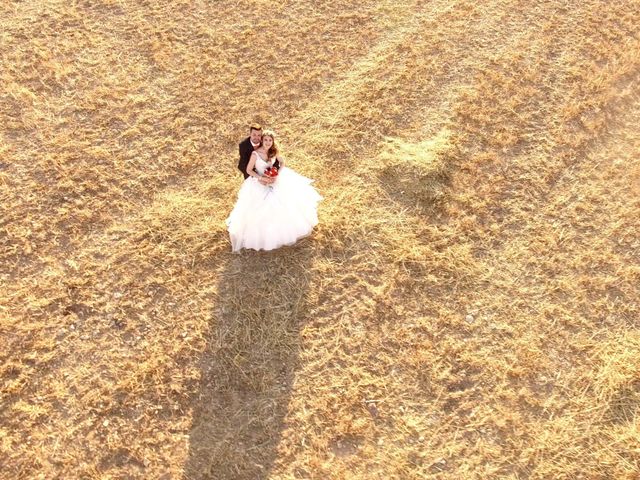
xmin=238 ymin=137 xmax=256 ymax=179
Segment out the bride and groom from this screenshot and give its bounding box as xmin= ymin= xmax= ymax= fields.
xmin=226 ymin=124 xmax=322 ymax=252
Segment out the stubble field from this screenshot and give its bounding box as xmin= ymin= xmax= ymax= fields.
xmin=1 ymin=1 xmax=639 ymax=478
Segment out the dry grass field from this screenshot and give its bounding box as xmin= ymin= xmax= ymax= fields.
xmin=1 ymin=0 xmax=640 ymax=478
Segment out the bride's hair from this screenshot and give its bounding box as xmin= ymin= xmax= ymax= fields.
xmin=261 ymin=130 xmax=279 ymax=159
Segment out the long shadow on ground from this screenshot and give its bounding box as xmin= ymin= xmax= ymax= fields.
xmin=184 ymin=243 xmax=316 ymax=479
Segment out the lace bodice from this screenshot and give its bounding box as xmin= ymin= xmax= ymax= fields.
xmin=254 ymin=152 xmax=274 ymax=175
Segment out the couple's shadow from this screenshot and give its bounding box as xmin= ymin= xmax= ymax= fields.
xmin=184 ymin=244 xmax=315 ymax=479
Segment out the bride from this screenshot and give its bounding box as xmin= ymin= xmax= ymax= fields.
xmin=225 ymin=130 xmax=322 ymax=252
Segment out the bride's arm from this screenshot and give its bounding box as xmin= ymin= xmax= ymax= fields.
xmin=276 ymin=155 xmax=285 ymax=168
xmin=247 ymin=153 xmax=270 ymax=184
xmin=246 ymin=153 xmax=261 ymax=179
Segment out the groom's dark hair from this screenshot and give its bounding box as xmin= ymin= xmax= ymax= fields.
xmin=249 ymin=123 xmax=262 ymax=132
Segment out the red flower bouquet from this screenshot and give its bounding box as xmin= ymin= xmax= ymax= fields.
xmin=264 ymin=166 xmax=279 ymax=178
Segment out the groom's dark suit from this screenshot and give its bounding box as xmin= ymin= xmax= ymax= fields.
xmin=238 ymin=137 xmax=257 ymax=179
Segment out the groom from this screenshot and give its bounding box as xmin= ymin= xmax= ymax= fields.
xmin=237 ymin=123 xmax=263 ymax=179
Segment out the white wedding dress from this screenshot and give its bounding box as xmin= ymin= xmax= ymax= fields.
xmin=226 ymin=153 xmax=322 ymax=252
